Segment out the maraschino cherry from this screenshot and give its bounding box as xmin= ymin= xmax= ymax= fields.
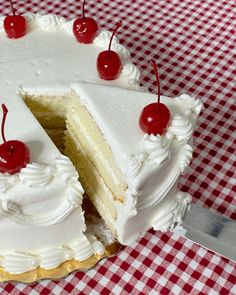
xmin=4 ymin=0 xmax=27 ymax=39
xmin=0 ymin=104 xmax=30 ymax=174
xmin=97 ymin=21 xmax=122 ymax=80
xmin=73 ymin=0 xmax=98 ymax=43
xmin=139 ymin=60 xmax=170 ymax=135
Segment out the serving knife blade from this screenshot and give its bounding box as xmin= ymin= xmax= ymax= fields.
xmin=183 ymin=203 xmax=236 ymax=262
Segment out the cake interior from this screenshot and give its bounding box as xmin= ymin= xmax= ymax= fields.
xmin=23 ymin=91 xmax=126 ymax=236
xmin=23 ymin=95 xmax=67 ymax=152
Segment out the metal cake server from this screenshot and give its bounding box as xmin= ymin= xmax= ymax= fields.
xmin=183 ymin=203 xmax=236 ymax=262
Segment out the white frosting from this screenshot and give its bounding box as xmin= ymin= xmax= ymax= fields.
xmin=0 ymin=174 xmax=18 ymax=192
xmin=61 ymin=19 xmax=75 ymax=35
xmin=121 ymin=63 xmax=141 ymax=90
xmin=126 ymin=134 xmax=171 ymax=179
xmin=19 ymin=163 xmax=54 ymax=188
xmin=24 ymin=12 xmax=37 ymax=30
xmin=178 ymin=144 xmax=193 ymax=173
xmin=152 ymin=191 xmax=192 ymax=231
xmin=36 ymin=14 xmax=66 ymax=31
xmin=175 ymin=93 xmax=203 ymax=117
xmin=140 ymin=134 xmax=171 ymax=165
xmin=167 ymin=114 xmax=193 ymax=142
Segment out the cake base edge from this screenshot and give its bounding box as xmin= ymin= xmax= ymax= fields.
xmin=0 ymin=242 xmax=121 ymax=284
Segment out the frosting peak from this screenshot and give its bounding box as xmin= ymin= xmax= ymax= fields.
xmin=140 ymin=134 xmax=171 ymax=165
xmin=175 ymin=93 xmax=203 ymax=117
xmin=36 ymin=14 xmax=65 ymax=31
xmin=167 ymin=114 xmax=193 ymax=142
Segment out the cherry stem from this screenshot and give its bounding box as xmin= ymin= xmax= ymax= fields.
xmin=151 ymin=60 xmax=161 ymax=107
xmin=82 ymin=0 xmax=86 ymax=18
xmin=9 ymin=0 xmax=16 ymax=16
xmin=1 ymin=104 xmax=8 ymax=144
xmin=108 ymin=21 xmax=122 ymax=52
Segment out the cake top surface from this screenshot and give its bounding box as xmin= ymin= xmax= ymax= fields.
xmin=0 ymin=13 xmax=140 ymax=165
xmin=71 ymin=81 xmax=202 ymax=179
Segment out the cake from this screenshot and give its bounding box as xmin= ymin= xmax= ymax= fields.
xmin=24 ymin=81 xmax=202 ymax=244
xmin=0 ymin=13 xmax=202 ymax=282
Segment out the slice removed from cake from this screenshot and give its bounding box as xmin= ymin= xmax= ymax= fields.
xmin=63 ymin=82 xmax=203 ymax=244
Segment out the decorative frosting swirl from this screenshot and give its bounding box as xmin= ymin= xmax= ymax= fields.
xmin=36 ymin=14 xmax=65 ymax=31
xmin=126 ymin=134 xmax=171 ymax=181
xmin=127 ymin=153 xmax=146 ymax=179
xmin=167 ymin=114 xmax=193 ymax=142
xmin=94 ymin=30 xmax=119 ymax=48
xmin=54 ymin=155 xmax=83 ymax=193
xmin=152 ymin=191 xmax=191 ymax=232
xmin=175 ymin=94 xmax=203 ymax=117
xmin=140 ymin=134 xmax=171 ymax=165
xmin=0 ymin=174 xmax=19 ymax=192
xmin=178 ymin=144 xmax=193 ymax=173
xmin=23 ymin=13 xmax=37 ymax=30
xmin=39 ymin=247 xmax=73 ymax=270
xmin=19 ymin=163 xmax=54 ymax=188
xmin=121 ymin=63 xmax=141 ymax=90
xmin=70 ymin=235 xmax=96 ymax=261
xmin=173 ymin=191 xmax=192 ymax=225
xmin=1 ymin=252 xmax=39 ymax=274
xmin=54 ymin=154 xmax=78 ymax=178
xmin=1 ymin=199 xmax=21 ymax=215
xmin=87 ymin=234 xmax=106 ymax=255
xmin=0 ymin=234 xmax=103 ymax=274
xmin=126 ymin=134 xmax=170 ymax=181
xmin=61 ymin=19 xmax=75 ymax=36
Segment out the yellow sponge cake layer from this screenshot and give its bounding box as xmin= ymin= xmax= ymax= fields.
xmin=23 ymin=95 xmax=66 ymax=129
xmin=64 ymin=131 xmax=117 ymax=234
xmin=66 ymin=91 xmax=127 ymax=202
xmin=46 ymin=129 xmax=65 ymax=151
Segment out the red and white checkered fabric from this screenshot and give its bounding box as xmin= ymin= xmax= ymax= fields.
xmin=0 ymin=0 xmax=235 ymax=294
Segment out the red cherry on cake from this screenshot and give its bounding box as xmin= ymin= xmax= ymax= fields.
xmin=0 ymin=104 xmax=30 ymax=174
xmin=73 ymin=0 xmax=98 ymax=43
xmin=4 ymin=0 xmax=27 ymax=39
xmin=139 ymin=60 xmax=170 ymax=135
xmin=97 ymin=21 xmax=122 ymax=80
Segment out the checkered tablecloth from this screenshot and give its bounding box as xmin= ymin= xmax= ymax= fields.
xmin=0 ymin=0 xmax=235 ymax=294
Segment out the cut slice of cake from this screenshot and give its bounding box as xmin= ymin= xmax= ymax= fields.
xmin=62 ymin=81 xmax=203 ymax=245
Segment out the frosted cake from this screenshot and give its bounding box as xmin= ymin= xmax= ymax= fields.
xmin=0 ymin=13 xmax=202 ymax=282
